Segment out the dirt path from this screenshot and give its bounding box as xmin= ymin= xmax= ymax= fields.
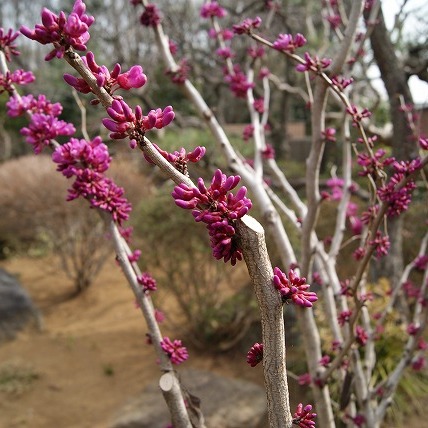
xmin=0 ymin=256 xmax=262 ymax=428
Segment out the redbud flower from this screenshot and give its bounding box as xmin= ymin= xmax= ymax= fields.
xmin=262 ymin=144 xmax=275 ymax=160
xmin=52 ymin=137 xmax=132 ymax=225
xmin=326 ymin=14 xmax=342 ymax=29
xmin=154 ymin=309 xmax=165 ymax=323
xmin=246 ymin=343 xmax=263 ymax=367
xmin=322 ymin=127 xmax=336 ymax=142
xmin=200 ymin=1 xmax=227 ymax=19
xmin=216 ymin=47 xmax=234 ymax=59
xmin=0 ymin=28 xmax=21 ymax=61
xmin=296 ymin=52 xmax=331 ymax=72
xmin=160 ymin=337 xmax=188 ymax=365
xmin=319 ymin=355 xmax=330 ymax=367
xmin=20 ymin=0 xmax=94 ymax=61
xmin=346 ymin=105 xmax=372 ymax=126
xmin=137 ymin=272 xmax=157 ymax=292
xmin=349 ymin=414 xmax=366 ymax=427
xmin=172 ymin=169 xmax=252 ymax=265
xmin=355 ymin=325 xmax=368 ymax=346
xmin=369 ymin=232 xmax=390 ymax=258
xmin=248 ymin=46 xmax=265 ymax=59
xmin=253 ymin=97 xmax=265 ymax=113
xmin=146 ymin=144 xmax=206 ymax=175
xmin=242 ymin=124 xmax=254 ymax=141
xmin=414 ymin=255 xmax=428 ymax=271
xmin=102 ymin=99 xmax=174 ymax=146
xmin=166 ymin=58 xmax=191 ymax=84
xmin=411 ymin=356 xmax=426 ymax=371
xmin=353 ymin=247 xmax=365 ymax=261
xmin=407 ymin=323 xmax=420 ymax=336
xmin=140 ymin=4 xmax=162 ymax=27
xmin=128 ymin=249 xmax=142 ymax=263
xmin=338 ymin=310 xmax=352 ymax=326
xmin=258 ymin=67 xmax=270 ymax=79
xmin=331 ymin=75 xmax=353 ymax=91
xmin=273 ymin=267 xmax=318 ymax=307
xmin=7 ymin=94 xmax=63 ymax=117
xmin=21 ymin=113 xmax=75 ymax=154
xmin=419 ymin=137 xmax=428 ymax=150
xmin=292 ymin=403 xmax=316 ymax=427
xmin=0 ymin=69 xmax=35 ymax=94
xmin=64 ymin=52 xmax=147 ymax=95
xmin=273 ymin=33 xmax=306 ymax=53
xmin=298 ymin=373 xmax=312 ymax=386
xmin=52 ymin=136 xmax=111 ymax=177
xmin=233 ymin=17 xmax=262 ymax=35
xmin=224 ymin=64 xmax=255 ymax=98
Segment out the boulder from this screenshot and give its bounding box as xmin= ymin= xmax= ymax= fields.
xmin=111 ymin=369 xmax=267 ymax=428
xmin=0 ymin=268 xmax=41 ymax=343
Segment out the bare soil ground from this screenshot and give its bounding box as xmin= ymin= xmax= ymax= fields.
xmin=0 ymin=256 xmax=264 ymax=428
xmin=0 ymin=256 xmax=425 ymax=428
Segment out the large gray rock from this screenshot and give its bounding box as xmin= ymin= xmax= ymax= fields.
xmin=0 ymin=268 xmax=41 ymax=343
xmin=111 ymin=369 xmax=267 ymax=428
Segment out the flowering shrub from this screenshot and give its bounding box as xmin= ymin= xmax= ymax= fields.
xmin=1 ymin=0 xmax=427 ymax=427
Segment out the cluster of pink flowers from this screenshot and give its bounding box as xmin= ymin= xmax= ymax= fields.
xmin=20 ymin=0 xmax=94 ymax=61
xmin=247 ymin=342 xmax=263 ymax=367
xmin=346 ymin=105 xmax=372 ymax=126
xmin=63 ymin=51 xmax=147 ymax=95
xmin=166 ymin=58 xmax=191 ymax=84
xmin=296 ymin=52 xmax=332 ymax=73
xmin=52 ymin=136 xmax=131 ymax=225
xmin=292 ymin=403 xmax=317 ymax=427
xmin=6 ymin=94 xmax=62 ymax=117
xmin=160 ymin=337 xmax=188 ymax=365
xmin=102 ymin=99 xmax=175 ymax=148
xmin=0 ymin=28 xmax=20 ymax=61
xmin=0 ymin=69 xmax=35 ymax=94
xmin=377 ymin=159 xmax=421 ymax=217
xmin=200 ymin=1 xmax=227 ymax=19
xmin=272 ymin=33 xmax=306 ymax=53
xmin=139 ymin=4 xmax=162 ymax=27
xmin=224 ymin=64 xmax=255 ymax=98
xmin=369 ymin=231 xmax=390 ymax=259
xmin=273 ymin=267 xmax=318 ymax=308
xmin=232 ymin=17 xmax=262 ymax=35
xmin=355 ymin=326 xmax=368 ymax=346
xmin=21 ymin=113 xmax=76 ymax=154
xmin=172 ymin=169 xmax=252 ymax=265
xmin=145 ymin=144 xmax=206 ymax=176
xmin=338 ymin=310 xmax=352 ymax=326
xmin=357 ymin=149 xmax=394 ymax=178
xmin=137 ymin=272 xmax=157 ymax=293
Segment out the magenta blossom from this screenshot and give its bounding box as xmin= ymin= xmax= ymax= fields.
xmin=296 ymin=52 xmax=331 ymax=73
xmin=102 ymin=99 xmax=174 ymax=147
xmin=233 ymin=17 xmax=262 ymax=35
xmin=160 ymin=337 xmax=188 ymax=365
xmin=200 ymin=1 xmax=227 ymax=19
xmin=128 ymin=249 xmax=142 ymax=263
xmin=21 ymin=113 xmax=75 ymax=154
xmin=145 ymin=144 xmax=206 ymax=175
xmin=166 ymin=58 xmax=191 ymax=84
xmin=216 ymin=46 xmax=234 ymax=59
xmin=20 ymin=0 xmax=94 ymax=61
xmin=273 ymin=267 xmax=318 ymax=307
xmin=292 ymin=403 xmax=316 ymax=428
xmin=355 ymin=325 xmax=368 ymax=346
xmin=224 ymin=64 xmax=255 ymax=98
xmin=52 ymin=136 xmax=111 ymax=177
xmin=262 ymin=144 xmax=275 ymax=160
xmin=273 ymin=33 xmax=306 ymax=53
xmin=346 ymin=105 xmax=372 ymax=126
xmin=172 ymin=169 xmax=252 ymax=265
xmin=0 ymin=28 xmax=21 ymax=61
xmin=247 ymin=343 xmax=263 ymax=367
xmin=140 ymin=4 xmax=162 ymax=27
xmin=248 ymin=46 xmax=265 ymax=59
xmin=52 ymin=137 xmax=131 ymax=225
xmin=0 ymin=69 xmax=35 ymax=94
xmin=64 ymin=51 xmax=147 ymax=95
xmin=6 ymin=94 xmax=62 ymax=118
xmin=137 ymin=272 xmax=157 ymax=292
